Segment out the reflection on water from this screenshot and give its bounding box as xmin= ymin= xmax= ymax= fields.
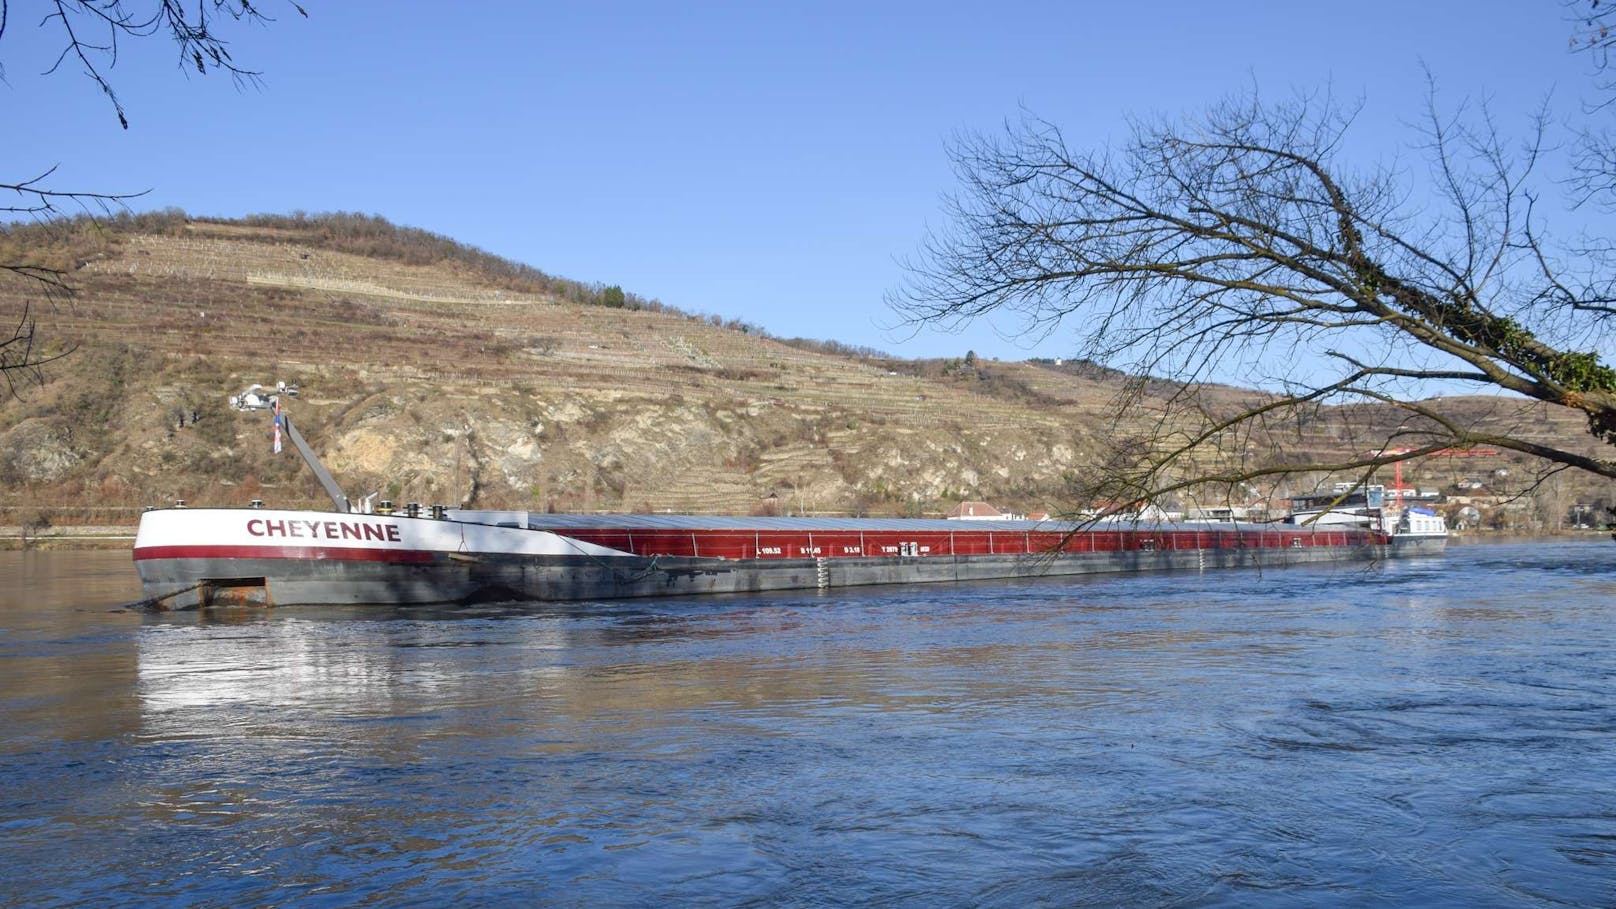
xmin=2 ymin=545 xmax=1615 ymax=906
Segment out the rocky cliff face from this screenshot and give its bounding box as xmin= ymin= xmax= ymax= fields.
xmin=0 ymin=219 xmax=1113 ymax=519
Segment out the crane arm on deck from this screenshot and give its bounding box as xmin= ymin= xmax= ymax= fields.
xmin=282 ymin=416 xmax=350 ymax=513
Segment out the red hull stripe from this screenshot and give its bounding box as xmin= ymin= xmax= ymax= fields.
xmin=133 ymin=545 xmax=437 ymax=564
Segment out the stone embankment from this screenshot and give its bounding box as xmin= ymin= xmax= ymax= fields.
xmin=0 ymin=526 xmax=138 ymax=550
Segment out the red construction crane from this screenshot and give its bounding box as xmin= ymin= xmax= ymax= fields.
xmin=1370 ymin=447 xmax=1502 ymax=509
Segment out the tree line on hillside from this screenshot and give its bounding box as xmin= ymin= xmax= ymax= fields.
xmin=0 ymin=209 xmax=665 ymax=312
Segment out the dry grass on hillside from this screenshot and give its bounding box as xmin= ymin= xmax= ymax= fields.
xmin=1 ymin=215 xmax=1608 ymax=528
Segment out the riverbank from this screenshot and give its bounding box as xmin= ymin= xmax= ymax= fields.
xmin=0 ymin=525 xmax=139 ymax=551
xmin=1461 ymin=528 xmax=1616 ymax=544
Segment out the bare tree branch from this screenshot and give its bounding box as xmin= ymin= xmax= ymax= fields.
xmin=0 ymin=1 xmax=305 ymax=397
xmin=7 ymin=0 xmax=309 ymax=128
xmin=1565 ymin=1 xmax=1616 ymax=204
xmin=894 ymin=88 xmax=1616 ymax=516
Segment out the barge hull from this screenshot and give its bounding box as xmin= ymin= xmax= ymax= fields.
xmin=132 ymin=507 xmax=1437 ymax=609
xmin=136 ymin=543 xmax=1391 ymax=608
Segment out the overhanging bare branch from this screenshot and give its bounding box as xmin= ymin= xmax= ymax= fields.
xmin=895 ymin=88 xmax=1616 ymax=509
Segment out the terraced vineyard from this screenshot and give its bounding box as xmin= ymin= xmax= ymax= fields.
xmin=0 ymin=215 xmax=1606 ymax=526
xmin=0 ymin=218 xmax=1113 ymax=519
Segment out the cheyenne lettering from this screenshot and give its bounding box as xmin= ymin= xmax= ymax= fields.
xmin=247 ymin=519 xmax=402 ymax=542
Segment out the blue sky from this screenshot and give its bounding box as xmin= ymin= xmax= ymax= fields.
xmin=0 ymin=1 xmax=1597 ymax=360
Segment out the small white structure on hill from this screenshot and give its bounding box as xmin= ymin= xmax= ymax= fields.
xmin=229 ymin=381 xmax=300 ymax=411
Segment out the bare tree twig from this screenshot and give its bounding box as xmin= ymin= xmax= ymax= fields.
xmin=0 ymin=1 xmax=305 ymax=397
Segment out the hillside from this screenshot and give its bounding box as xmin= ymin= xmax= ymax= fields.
xmin=0 ymin=214 xmax=1607 ymax=528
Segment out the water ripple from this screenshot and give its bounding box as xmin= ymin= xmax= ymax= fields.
xmin=3 ymin=542 xmax=1616 ymax=906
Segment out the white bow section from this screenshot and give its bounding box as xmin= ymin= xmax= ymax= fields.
xmin=134 ymin=508 xmax=636 ymax=558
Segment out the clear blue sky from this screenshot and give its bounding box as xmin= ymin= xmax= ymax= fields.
xmin=0 ymin=1 xmax=1595 ymax=360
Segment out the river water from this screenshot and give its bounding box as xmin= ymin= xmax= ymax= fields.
xmin=1 ymin=543 xmax=1613 ymax=907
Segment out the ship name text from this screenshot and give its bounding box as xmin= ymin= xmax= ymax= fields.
xmin=247 ymin=519 xmax=403 ymax=542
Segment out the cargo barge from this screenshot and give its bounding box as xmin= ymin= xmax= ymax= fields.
xmin=132 ymin=506 xmax=1441 ymax=609
xmin=130 ymin=405 xmax=1445 ymax=609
